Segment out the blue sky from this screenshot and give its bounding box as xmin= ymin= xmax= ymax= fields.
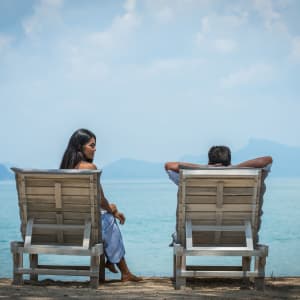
xmin=0 ymin=0 xmax=299 ymax=168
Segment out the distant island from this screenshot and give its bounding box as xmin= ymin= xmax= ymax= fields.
xmin=1 ymin=139 xmax=299 ymax=180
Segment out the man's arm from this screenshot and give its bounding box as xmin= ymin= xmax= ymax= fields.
xmin=164 ymin=161 xmax=206 ymax=173
xmin=235 ymin=156 xmax=273 ymax=168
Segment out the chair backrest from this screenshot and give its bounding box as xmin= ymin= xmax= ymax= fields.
xmin=12 ymin=168 xmax=102 ymax=246
xmin=177 ymin=168 xmax=264 ymax=247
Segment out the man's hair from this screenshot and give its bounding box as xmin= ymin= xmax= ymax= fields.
xmin=208 ymin=146 xmax=231 ymax=166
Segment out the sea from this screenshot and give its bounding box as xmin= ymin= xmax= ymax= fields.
xmin=0 ymin=177 xmax=299 ymax=280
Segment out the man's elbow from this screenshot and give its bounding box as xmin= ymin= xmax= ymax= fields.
xmin=265 ymin=156 xmax=273 ymax=165
xmin=164 ymin=162 xmax=170 ymax=171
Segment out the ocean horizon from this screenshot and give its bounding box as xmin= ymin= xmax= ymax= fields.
xmin=0 ymin=177 xmax=299 ymax=280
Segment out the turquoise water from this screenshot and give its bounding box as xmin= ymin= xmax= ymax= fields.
xmin=0 ymin=177 xmax=299 ymax=280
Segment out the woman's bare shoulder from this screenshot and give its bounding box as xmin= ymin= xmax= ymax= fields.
xmin=76 ymin=161 xmax=97 ymax=170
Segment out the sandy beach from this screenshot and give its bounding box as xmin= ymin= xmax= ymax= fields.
xmin=0 ymin=277 xmax=299 ymax=299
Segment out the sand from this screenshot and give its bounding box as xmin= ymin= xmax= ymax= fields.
xmin=0 ymin=277 xmax=300 ymax=299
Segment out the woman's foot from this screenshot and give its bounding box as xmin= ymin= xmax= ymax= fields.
xmin=105 ymin=262 xmax=118 ymax=273
xmin=121 ymin=273 xmax=142 ymax=282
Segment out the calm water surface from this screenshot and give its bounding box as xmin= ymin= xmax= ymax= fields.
xmin=0 ymin=177 xmax=299 ymax=279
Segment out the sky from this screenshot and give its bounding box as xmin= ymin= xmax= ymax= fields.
xmin=0 ymin=0 xmax=299 ymax=168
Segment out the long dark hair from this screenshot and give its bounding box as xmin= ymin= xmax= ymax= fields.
xmin=60 ymin=128 xmax=96 ymax=169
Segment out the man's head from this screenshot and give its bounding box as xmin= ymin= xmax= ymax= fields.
xmin=208 ymin=146 xmax=231 ymax=166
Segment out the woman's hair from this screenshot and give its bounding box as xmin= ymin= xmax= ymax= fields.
xmin=60 ymin=128 xmax=96 ymax=169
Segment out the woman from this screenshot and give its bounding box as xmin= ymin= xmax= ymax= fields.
xmin=60 ymin=128 xmax=141 ymax=282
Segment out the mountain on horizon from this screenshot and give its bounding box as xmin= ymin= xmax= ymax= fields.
xmin=1 ymin=139 xmax=299 ymax=180
xmin=101 ymin=139 xmax=299 ymax=178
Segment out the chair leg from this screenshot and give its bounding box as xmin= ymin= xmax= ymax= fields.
xmin=90 ymin=255 xmax=100 ymax=289
xmin=255 ymin=256 xmax=266 ymax=291
xmin=242 ymin=256 xmax=251 ymax=287
xmin=12 ymin=250 xmax=23 ymax=285
xmin=99 ymin=253 xmax=105 ymax=282
xmin=29 ymin=254 xmax=38 ymax=281
xmin=175 ymin=253 xmax=186 ymax=290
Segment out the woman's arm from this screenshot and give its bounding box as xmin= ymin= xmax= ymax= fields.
xmin=77 ymin=161 xmax=126 ymax=223
xmin=236 ymin=156 xmax=273 ymax=168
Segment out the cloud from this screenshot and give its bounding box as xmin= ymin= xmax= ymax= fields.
xmin=146 ymin=57 xmax=204 ymax=74
xmin=22 ymin=0 xmax=64 ymax=38
xmin=214 ymin=39 xmax=237 ymax=53
xmin=86 ymin=0 xmax=139 ymax=51
xmin=252 ymin=0 xmax=287 ymax=32
xmin=63 ymin=0 xmax=140 ymax=81
xmin=290 ymin=36 xmax=300 ymax=63
xmin=220 ymin=63 xmax=274 ymax=88
xmin=194 ymin=13 xmax=246 ymax=53
xmin=0 ymin=34 xmax=13 ymax=52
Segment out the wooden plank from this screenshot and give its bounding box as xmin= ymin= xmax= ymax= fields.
xmin=186 ymin=187 xmax=216 ymax=196
xmin=192 ymin=225 xmax=245 ymax=231
xmin=186 ymin=212 xmax=253 ymax=220
xmin=186 ymin=265 xmax=243 ymax=271
xmin=216 ymin=182 xmax=224 ymax=208
xmin=23 ymin=174 xmax=96 ymax=180
xmin=185 ymin=204 xmax=253 ymax=212
xmin=56 ymin=214 xmax=64 ymax=243
xmin=26 ymin=187 xmax=90 ymax=196
xmin=24 ymin=219 xmax=33 ymax=249
xmin=180 ymin=270 xmax=258 ymax=278
xmin=33 ymin=224 xmax=85 ymax=230
xmin=224 ymin=187 xmax=254 ymax=196
xmin=26 ymin=195 xmax=90 ymax=204
xmin=16 ymin=268 xmax=96 ymax=276
xmin=82 ymin=221 xmax=91 ymax=249
xmin=185 ymin=179 xmax=256 ymax=187
xmin=27 ymin=205 xmax=92 ymax=213
xmin=185 ymin=220 xmax=193 ymax=249
xmin=186 ymin=195 xmax=254 ymax=204
xmin=245 ymin=221 xmax=253 ymax=250
xmin=26 ymin=179 xmax=90 ymax=188
xmin=28 ymin=212 xmax=91 ymax=220
xmin=55 ymin=183 xmax=62 ymax=209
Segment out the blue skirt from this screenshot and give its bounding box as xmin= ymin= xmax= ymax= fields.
xmin=102 ymin=212 xmax=125 ymax=264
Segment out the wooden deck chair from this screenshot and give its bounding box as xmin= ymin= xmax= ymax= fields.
xmin=174 ymin=168 xmax=269 ymax=290
xmin=10 ymin=168 xmax=105 ymax=288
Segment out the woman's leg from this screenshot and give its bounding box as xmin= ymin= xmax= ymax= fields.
xmin=102 ymin=213 xmax=141 ymax=281
xmin=105 ymin=261 xmax=118 ymax=273
xmin=117 ymin=257 xmax=142 ymax=282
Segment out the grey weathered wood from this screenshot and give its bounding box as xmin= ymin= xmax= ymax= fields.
xmin=174 ymin=168 xmax=269 ymax=290
xmin=10 ymin=168 xmax=105 ymax=287
xmin=29 ymin=254 xmax=38 ymax=281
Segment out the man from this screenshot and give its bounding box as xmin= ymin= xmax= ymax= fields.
xmin=165 ymin=145 xmax=273 ymax=245
xmin=165 ymin=145 xmax=273 ymax=186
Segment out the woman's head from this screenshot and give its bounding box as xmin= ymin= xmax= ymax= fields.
xmin=60 ymin=128 xmax=96 ymax=169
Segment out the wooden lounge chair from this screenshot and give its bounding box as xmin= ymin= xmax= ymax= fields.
xmin=10 ymin=168 xmax=104 ymax=288
xmin=174 ymin=168 xmax=269 ymax=290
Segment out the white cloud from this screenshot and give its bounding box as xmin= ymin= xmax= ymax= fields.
xmin=252 ymin=0 xmax=287 ymax=32
xmin=155 ymin=6 xmax=174 ymax=23
xmin=290 ymin=36 xmax=300 ymax=63
xmin=146 ymin=57 xmax=204 ymax=74
xmin=0 ymin=34 xmax=13 ymax=52
xmin=124 ymin=0 xmax=136 ymax=13
xmin=220 ymin=63 xmax=274 ymax=88
xmin=22 ymin=0 xmax=64 ymax=38
xmin=63 ymin=0 xmax=140 ymax=81
xmin=214 ymin=39 xmax=237 ymax=53
xmin=86 ymin=0 xmax=139 ymax=51
xmin=195 ymin=14 xmax=245 ymax=53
